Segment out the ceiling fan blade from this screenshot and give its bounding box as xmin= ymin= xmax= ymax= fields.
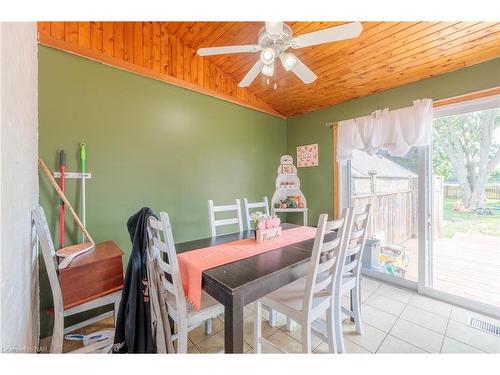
xmin=290 ymin=56 xmax=317 ymax=84
xmin=265 ymin=22 xmax=284 ymax=35
xmin=197 ymin=45 xmax=260 ymax=56
xmin=238 ymin=60 xmax=264 ymax=87
xmin=291 ymin=22 xmax=363 ymax=48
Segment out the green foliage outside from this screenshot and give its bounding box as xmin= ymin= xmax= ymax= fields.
xmin=442 ymin=197 xmax=500 ymax=238
xmin=433 ymin=109 xmax=499 ymax=184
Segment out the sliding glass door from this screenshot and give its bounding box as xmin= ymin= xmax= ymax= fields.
xmin=343 ymin=94 xmax=500 ymax=316
xmin=425 ymin=99 xmax=500 ymax=315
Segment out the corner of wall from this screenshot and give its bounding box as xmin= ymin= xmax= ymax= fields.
xmin=0 ymin=22 xmax=39 ymax=353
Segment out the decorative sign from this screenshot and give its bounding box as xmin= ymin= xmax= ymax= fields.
xmin=256 ymin=226 xmax=282 ymax=244
xmin=297 ymin=144 xmax=318 ymax=167
xmin=281 ymin=164 xmax=293 ymax=174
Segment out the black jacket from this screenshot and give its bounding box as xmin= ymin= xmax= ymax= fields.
xmin=113 ymin=207 xmax=157 ymax=353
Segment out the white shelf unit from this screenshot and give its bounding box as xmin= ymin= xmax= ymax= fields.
xmin=271 ymin=155 xmax=308 ymax=226
xmin=271 ymin=207 xmax=309 ymax=226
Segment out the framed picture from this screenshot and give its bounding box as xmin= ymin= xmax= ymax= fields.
xmin=297 ymin=144 xmax=318 ymax=167
xmin=281 ymin=164 xmax=293 ymax=174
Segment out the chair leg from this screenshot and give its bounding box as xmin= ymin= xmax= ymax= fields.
xmin=204 ymin=318 xmax=213 ymax=335
xmin=50 ymin=311 xmax=64 ymax=354
xmin=177 ymin=322 xmax=188 ymax=354
xmin=334 ymin=297 xmax=345 ymax=354
xmin=253 ymin=301 xmax=262 ymax=353
xmin=286 ymin=318 xmax=297 ymax=332
xmin=269 ymin=309 xmax=278 ymax=327
xmin=326 ymin=306 xmax=337 ymax=354
xmin=352 ymin=285 xmax=364 ymax=335
xmin=114 ymin=299 xmax=120 ymax=326
xmin=301 ymin=321 xmax=312 ymax=354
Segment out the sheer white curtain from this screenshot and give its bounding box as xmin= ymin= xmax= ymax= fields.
xmin=337 ymin=99 xmax=433 ymax=162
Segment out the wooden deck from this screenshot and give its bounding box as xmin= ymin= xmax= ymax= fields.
xmin=402 ymin=234 xmax=500 ymax=308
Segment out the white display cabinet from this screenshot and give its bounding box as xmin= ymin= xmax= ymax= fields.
xmin=271 ymin=155 xmax=309 ymax=226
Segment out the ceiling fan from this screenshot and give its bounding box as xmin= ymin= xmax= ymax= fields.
xmin=197 ymin=22 xmax=363 ymax=88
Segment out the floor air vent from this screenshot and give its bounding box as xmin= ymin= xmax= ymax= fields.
xmin=467 ymin=317 xmax=500 ymax=337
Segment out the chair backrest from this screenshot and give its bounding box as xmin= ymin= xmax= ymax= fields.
xmin=147 ymin=212 xmax=188 ymax=322
xmin=207 ymin=199 xmax=243 ymax=237
xmin=333 ymin=204 xmax=371 ymax=288
xmin=33 ymin=205 xmax=64 ymax=312
xmin=303 ymin=208 xmax=353 ymax=314
xmin=243 ymin=197 xmax=270 ymax=229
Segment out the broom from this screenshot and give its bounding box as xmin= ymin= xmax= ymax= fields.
xmin=39 ymin=158 xmax=95 ymax=269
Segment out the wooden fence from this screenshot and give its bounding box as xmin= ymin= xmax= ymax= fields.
xmin=444 ymin=184 xmax=500 ymax=199
xmin=352 ymin=176 xmax=444 ymax=243
xmin=353 ymin=189 xmax=417 ymax=244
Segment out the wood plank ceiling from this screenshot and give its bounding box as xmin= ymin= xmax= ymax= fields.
xmin=38 ymin=22 xmax=500 ymax=118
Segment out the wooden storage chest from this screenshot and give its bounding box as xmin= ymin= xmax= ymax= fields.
xmin=58 ymin=240 xmax=124 ymax=309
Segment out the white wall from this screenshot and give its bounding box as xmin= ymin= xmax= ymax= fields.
xmin=0 ymin=22 xmax=39 ymax=353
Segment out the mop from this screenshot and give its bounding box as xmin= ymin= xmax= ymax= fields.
xmin=64 ymin=330 xmax=114 ymax=353
xmin=39 ymin=158 xmax=95 ymax=269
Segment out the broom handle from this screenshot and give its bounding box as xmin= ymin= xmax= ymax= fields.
xmin=80 ymin=143 xmax=86 ymax=242
xmin=38 ymin=158 xmax=95 ymax=244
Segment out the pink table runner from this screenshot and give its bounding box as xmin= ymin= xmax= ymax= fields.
xmin=177 ymin=226 xmax=317 ymax=310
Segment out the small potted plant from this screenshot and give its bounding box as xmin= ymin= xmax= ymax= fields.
xmin=250 ymin=211 xmax=265 ymax=239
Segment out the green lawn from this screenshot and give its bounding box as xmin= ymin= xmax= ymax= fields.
xmin=442 ymin=197 xmax=500 ymax=238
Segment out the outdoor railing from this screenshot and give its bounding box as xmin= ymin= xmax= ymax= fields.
xmin=353 ymin=189 xmax=417 ymax=244
xmin=352 ymin=175 xmax=444 ymax=244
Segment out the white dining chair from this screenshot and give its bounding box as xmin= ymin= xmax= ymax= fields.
xmin=243 ymin=196 xmax=283 ymax=327
xmin=243 ymin=197 xmax=270 ymax=229
xmin=253 ymin=209 xmax=353 ymax=353
xmin=208 ymin=199 xmax=243 ymax=237
xmin=329 ymin=204 xmax=371 ymax=353
xmin=33 ymin=205 xmax=121 ymax=353
xmin=147 ymin=212 xmax=224 ymax=353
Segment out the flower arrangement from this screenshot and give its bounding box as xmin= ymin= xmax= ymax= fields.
xmin=250 ymin=212 xmax=282 ymax=243
xmin=250 ymin=212 xmax=281 ymax=230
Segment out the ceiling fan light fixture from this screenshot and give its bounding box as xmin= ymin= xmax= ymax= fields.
xmin=279 ymin=53 xmax=298 ymax=71
xmin=261 ymin=62 xmax=274 ymax=77
xmin=260 ymin=48 xmax=275 ymax=65
xmin=220 ymin=21 xmax=364 ymax=89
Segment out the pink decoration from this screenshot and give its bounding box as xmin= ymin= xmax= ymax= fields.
xmin=257 ymin=220 xmax=266 ymax=230
xmin=274 ymin=217 xmax=281 ymax=226
xmin=265 ymin=218 xmax=273 ymax=228
xmin=297 ymin=144 xmax=319 ymax=167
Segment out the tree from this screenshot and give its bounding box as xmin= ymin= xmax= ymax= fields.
xmin=433 ymin=108 xmax=500 ymax=209
xmin=432 ymin=139 xmax=456 ymax=182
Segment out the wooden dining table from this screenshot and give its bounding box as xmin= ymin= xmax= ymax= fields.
xmin=175 ymin=223 xmax=345 ymax=353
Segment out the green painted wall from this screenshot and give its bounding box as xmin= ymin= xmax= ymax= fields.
xmin=38 ymin=46 xmax=286 ymax=337
xmin=38 ymin=45 xmax=499 ymax=339
xmin=287 ymin=58 xmax=500 ymax=226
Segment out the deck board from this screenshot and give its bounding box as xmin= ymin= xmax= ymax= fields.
xmin=399 ymin=234 xmax=500 ymax=308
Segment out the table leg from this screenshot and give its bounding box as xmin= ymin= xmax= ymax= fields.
xmin=303 ymin=211 xmax=308 ymax=226
xmin=224 ymin=293 xmax=244 ymax=353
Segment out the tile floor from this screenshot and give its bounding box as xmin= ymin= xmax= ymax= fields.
xmin=46 ymin=277 xmax=500 ymax=354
